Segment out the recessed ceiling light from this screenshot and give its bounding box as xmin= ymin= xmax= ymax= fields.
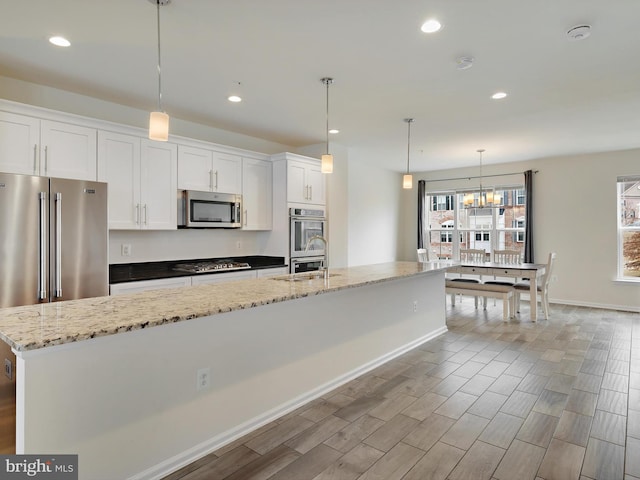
xmin=421 ymin=19 xmax=442 ymax=33
xmin=228 ymin=95 xmax=242 ymax=103
xmin=492 ymin=92 xmax=508 ymax=100
xmin=329 ymin=129 xmax=339 ymax=134
xmin=49 ymin=36 xmax=71 ymax=47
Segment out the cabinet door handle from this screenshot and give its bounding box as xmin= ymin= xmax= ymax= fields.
xmin=209 ymin=170 xmax=214 ymax=191
xmin=136 ymin=204 xmax=140 ymax=225
xmin=33 ymin=144 xmax=38 ymax=174
xmin=309 ymin=185 xmax=313 ymax=200
xmin=244 ymin=209 xmax=248 ymax=226
xmin=144 ymin=204 xmax=148 ymax=225
xmin=44 ymin=146 xmax=48 ymax=175
xmin=214 ymin=170 xmax=218 ymax=189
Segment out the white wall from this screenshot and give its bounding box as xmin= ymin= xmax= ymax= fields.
xmin=109 ymin=229 xmax=269 ymax=264
xmin=400 ymin=148 xmax=640 ymax=311
xmin=347 ymin=152 xmax=402 ymax=266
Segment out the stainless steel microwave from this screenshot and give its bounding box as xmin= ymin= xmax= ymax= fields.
xmin=177 ymin=190 xmax=242 ymax=228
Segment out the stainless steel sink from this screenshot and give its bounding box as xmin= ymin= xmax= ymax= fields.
xmin=271 ymin=272 xmax=340 ymax=282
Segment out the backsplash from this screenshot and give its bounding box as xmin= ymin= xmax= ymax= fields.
xmin=109 ymin=229 xmax=271 ymax=264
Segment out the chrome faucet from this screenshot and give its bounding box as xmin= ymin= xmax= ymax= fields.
xmin=305 ymin=235 xmax=329 ymax=276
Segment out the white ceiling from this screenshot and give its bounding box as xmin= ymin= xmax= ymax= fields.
xmin=2 ymin=0 xmax=640 ymax=172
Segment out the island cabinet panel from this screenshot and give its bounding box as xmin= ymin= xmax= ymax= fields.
xmin=109 ymin=276 xmax=191 ymax=295
xmin=242 ymin=157 xmax=272 ymax=230
xmin=12 ymin=266 xmax=446 ymax=480
xmin=178 ymin=145 xmax=242 ymax=195
xmin=0 ymin=112 xmax=97 ymax=180
xmin=98 ymin=131 xmax=177 ymax=230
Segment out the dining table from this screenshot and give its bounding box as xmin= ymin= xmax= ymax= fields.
xmin=446 ymin=262 xmax=547 ymax=321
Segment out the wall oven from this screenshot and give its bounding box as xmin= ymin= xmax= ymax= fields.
xmin=289 ymin=208 xmax=326 ymax=272
xmin=178 ymin=190 xmax=242 ymax=228
xmin=290 ymin=256 xmax=326 ymax=274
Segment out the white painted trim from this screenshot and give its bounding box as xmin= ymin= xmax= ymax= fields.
xmin=549 ymin=299 xmax=640 ymax=314
xmin=129 ymin=326 xmax=447 ymax=480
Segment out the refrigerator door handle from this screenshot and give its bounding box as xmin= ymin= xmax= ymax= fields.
xmin=38 ymin=191 xmax=48 ymax=300
xmin=54 ymin=192 xmax=62 ymax=298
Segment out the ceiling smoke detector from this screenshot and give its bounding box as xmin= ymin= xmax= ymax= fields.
xmin=567 ymin=24 xmax=591 ymax=41
xmin=456 ymin=56 xmax=474 ymax=70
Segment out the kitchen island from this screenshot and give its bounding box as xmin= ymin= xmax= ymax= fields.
xmin=0 ymin=261 xmax=449 ymax=480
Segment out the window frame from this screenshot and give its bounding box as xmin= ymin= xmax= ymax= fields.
xmin=617 ymin=175 xmax=640 ymax=281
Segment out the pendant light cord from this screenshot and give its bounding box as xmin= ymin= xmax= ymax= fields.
xmin=405 ymin=118 xmax=414 ymax=173
xmin=156 ymin=0 xmax=163 ymax=112
xmin=321 ymin=78 xmax=333 ymax=154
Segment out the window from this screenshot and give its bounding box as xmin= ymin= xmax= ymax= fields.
xmin=618 ymin=176 xmax=640 ymax=279
xmin=432 ymin=194 xmax=454 ymax=211
xmin=513 ymin=218 xmax=525 ymax=242
xmin=425 ymin=186 xmax=526 ymax=260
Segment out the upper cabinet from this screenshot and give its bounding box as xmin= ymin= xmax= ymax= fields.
xmin=178 ymin=145 xmax=241 ymax=194
xmin=286 ymin=156 xmax=325 ymax=205
xmin=242 ymin=158 xmax=272 ymax=230
xmin=98 ymin=131 xmax=177 ymax=230
xmin=0 ymin=111 xmax=97 ymax=180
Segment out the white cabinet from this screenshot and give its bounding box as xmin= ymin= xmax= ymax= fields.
xmin=256 ymin=267 xmax=288 ymax=278
xmin=0 ymin=111 xmax=97 ymax=180
xmin=191 ymin=270 xmax=256 ymax=285
xmin=242 ymin=158 xmax=272 ymax=230
xmin=98 ymin=131 xmax=177 ymax=230
xmin=0 ymin=111 xmax=39 ymax=175
xmin=287 ymin=158 xmax=325 ymax=205
xmin=178 ymin=145 xmax=241 ymax=194
xmin=110 ymin=277 xmax=191 ymax=295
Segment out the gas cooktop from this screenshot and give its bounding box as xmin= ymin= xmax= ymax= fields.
xmin=173 ymin=261 xmax=251 ymax=273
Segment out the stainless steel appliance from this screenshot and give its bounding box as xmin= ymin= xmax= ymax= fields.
xmin=289 ymin=208 xmax=326 ymax=273
xmin=290 ymin=256 xmax=326 ymax=275
xmin=0 ymin=173 xmax=108 ymax=308
xmin=178 ymin=190 xmax=242 ymax=228
xmin=173 ymin=260 xmax=250 ymax=273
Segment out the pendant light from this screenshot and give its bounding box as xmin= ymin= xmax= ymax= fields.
xmin=402 ymin=118 xmax=414 ymax=189
xmin=148 ymin=0 xmax=170 ymax=142
xmin=320 ymin=77 xmax=334 ymax=174
xmin=464 ymin=149 xmax=501 ymax=207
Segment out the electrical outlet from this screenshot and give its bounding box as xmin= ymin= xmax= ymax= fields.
xmin=413 ymin=300 xmax=418 ymax=312
xmin=4 ymin=358 xmax=12 ymax=380
xmin=121 ymin=244 xmax=132 ymax=257
xmin=196 ymin=367 xmax=210 ymax=392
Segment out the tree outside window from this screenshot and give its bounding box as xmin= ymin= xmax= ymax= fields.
xmin=618 ymin=176 xmax=640 ymax=279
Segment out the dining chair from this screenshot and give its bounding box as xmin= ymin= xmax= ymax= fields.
xmin=448 ymin=248 xmax=486 ymax=307
xmin=417 ymin=248 xmax=429 ymax=263
xmin=460 ymin=249 xmax=486 ymax=263
xmin=484 ymin=249 xmax=521 ymax=306
xmin=514 ymin=252 xmax=556 ymax=319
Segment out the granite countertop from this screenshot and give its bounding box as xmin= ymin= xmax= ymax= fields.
xmin=0 ymin=261 xmax=451 ymax=352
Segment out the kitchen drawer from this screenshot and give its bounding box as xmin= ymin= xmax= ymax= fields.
xmin=448 ymin=266 xmax=490 ymax=275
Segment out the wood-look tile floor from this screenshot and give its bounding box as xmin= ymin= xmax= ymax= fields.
xmin=163 ymin=301 xmax=640 ymax=480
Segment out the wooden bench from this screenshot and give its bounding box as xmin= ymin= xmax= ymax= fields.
xmin=445 ymin=280 xmax=515 ymax=322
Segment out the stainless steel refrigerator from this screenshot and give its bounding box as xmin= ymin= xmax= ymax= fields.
xmin=0 ymin=172 xmax=108 ymax=308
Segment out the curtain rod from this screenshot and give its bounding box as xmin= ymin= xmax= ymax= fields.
xmin=424 ymin=170 xmax=539 ymax=183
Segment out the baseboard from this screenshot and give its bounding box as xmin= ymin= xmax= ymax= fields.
xmin=549 ymin=298 xmax=640 ymax=313
xmin=130 ymin=326 xmax=448 ymax=480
